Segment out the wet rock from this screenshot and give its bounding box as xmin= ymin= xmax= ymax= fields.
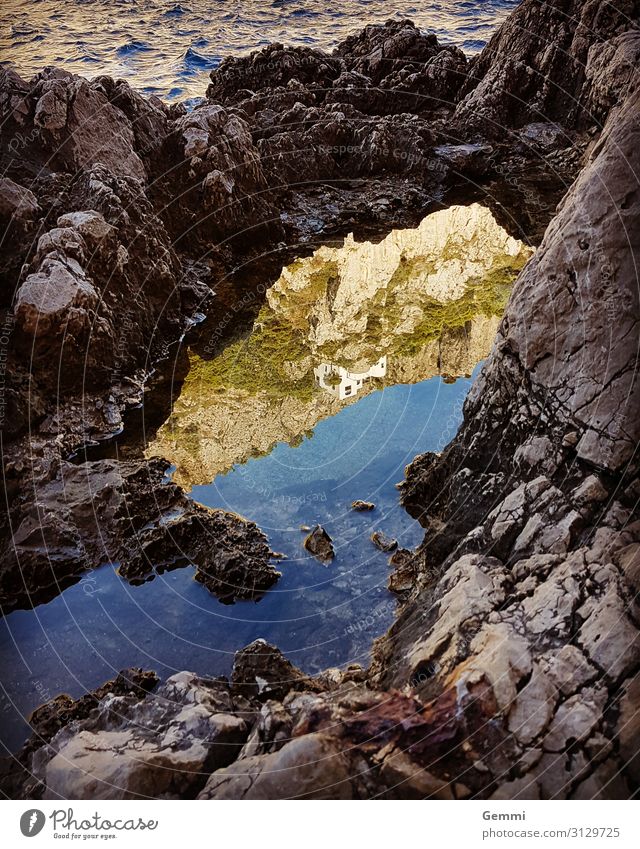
xmin=351 ymin=500 xmax=375 ymax=511
xmin=303 ymin=524 xmax=335 ymax=562
xmin=1 ymin=457 xmax=280 ymax=610
xmin=231 ymin=640 xmax=320 ymax=702
xmin=371 ymin=531 xmax=398 ymax=552
xmin=616 ymin=672 xmax=640 ymax=786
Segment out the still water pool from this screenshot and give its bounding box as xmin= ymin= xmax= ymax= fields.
xmin=0 ymin=205 xmax=530 ymax=751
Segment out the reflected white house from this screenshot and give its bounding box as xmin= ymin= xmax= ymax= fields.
xmin=314 ymin=357 xmax=387 ymax=400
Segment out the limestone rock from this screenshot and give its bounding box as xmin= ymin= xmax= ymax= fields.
xmin=1 ymin=458 xmax=280 ymax=611
xmin=543 ymin=688 xmax=607 ymax=753
xmin=32 ymin=673 xmax=250 ymax=800
xmin=508 ymin=665 xmax=558 ymax=745
xmin=231 ymin=640 xmax=319 ymax=702
xmin=616 ymin=672 xmax=640 ymax=785
xmin=199 ymin=733 xmax=354 ymax=800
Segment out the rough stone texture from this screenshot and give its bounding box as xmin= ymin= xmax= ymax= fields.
xmin=303 ymin=525 xmax=335 ymax=562
xmin=1 ymin=457 xmax=281 ymax=611
xmin=0 ymin=668 xmax=158 ymax=799
xmin=2 ymin=0 xmax=640 ymax=803
xmin=231 ymin=641 xmax=321 ymax=703
xmin=31 ymin=673 xmax=252 ymax=800
xmin=198 ymin=733 xmax=355 ymax=800
xmin=454 ymin=0 xmax=640 ymax=133
xmin=371 ymin=531 xmax=398 ymax=552
xmin=377 ymin=26 xmax=640 ymax=799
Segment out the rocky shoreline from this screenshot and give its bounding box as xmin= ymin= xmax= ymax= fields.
xmin=1 ymin=0 xmax=639 ymax=799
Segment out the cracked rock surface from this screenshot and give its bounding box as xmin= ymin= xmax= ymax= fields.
xmin=1 ymin=0 xmax=639 ymax=800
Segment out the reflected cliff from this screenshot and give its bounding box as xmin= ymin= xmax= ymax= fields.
xmin=148 ymin=204 xmax=531 ymax=487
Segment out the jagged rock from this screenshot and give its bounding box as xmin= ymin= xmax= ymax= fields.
xmin=31 ymin=673 xmax=252 ymax=799
xmin=231 ymin=640 xmax=319 ymax=702
xmin=456 ymin=623 xmax=532 ymax=714
xmin=387 ymin=548 xmax=418 ymax=596
xmin=573 ymin=474 xmax=609 ymax=505
xmin=371 ymin=531 xmax=398 ymax=552
xmin=207 ymin=44 xmax=343 ymax=104
xmin=199 ymin=733 xmax=355 ymax=800
xmin=616 ymin=672 xmax=640 ymax=785
xmin=571 ymin=759 xmax=632 ymax=800
xmin=376 ymin=749 xmax=454 ymax=800
xmin=0 ymin=668 xmax=158 ymax=799
xmin=508 ymin=665 xmax=558 ymax=745
xmin=537 ymin=646 xmax=596 ymax=697
xmin=351 ymin=500 xmax=375 ymax=511
xmin=543 ymin=688 xmax=608 ymax=753
xmin=1 ymin=457 xmax=280 ymax=610
xmin=2 ymin=0 xmax=640 ymax=803
xmin=614 ymin=543 xmax=640 ymax=593
xmin=454 ymin=0 xmax=640 ymax=133
xmin=32 ymin=69 xmax=146 ymax=180
xmin=303 ymin=525 xmax=335 ymax=562
xmin=576 ymin=583 xmax=640 ymax=681
xmin=0 ymin=178 xmax=40 ymax=306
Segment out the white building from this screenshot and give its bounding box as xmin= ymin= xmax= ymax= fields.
xmin=313 ymin=356 xmax=387 ymax=400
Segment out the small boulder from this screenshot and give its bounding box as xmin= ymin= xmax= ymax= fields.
xmin=304 ymin=525 xmax=335 ymax=562
xmin=351 ymin=500 xmax=375 ymax=511
xmin=231 ymin=639 xmax=319 ymax=702
xmin=371 ymin=530 xmax=398 ymax=552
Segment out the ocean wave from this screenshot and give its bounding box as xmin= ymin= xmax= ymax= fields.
xmin=1 ymin=0 xmax=519 ymax=100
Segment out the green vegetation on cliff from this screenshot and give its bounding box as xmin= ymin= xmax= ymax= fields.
xmin=185 ymin=241 xmax=529 ymax=397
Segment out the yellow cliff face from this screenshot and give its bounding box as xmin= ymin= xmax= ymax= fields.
xmin=147 ymin=204 xmax=531 ymax=488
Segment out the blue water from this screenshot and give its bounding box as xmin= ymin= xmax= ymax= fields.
xmin=0 ymin=369 xmax=476 ymax=751
xmin=1 ymin=0 xmax=519 ymax=99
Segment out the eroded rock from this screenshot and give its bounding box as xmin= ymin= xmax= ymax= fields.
xmin=303 ymin=525 xmax=335 ymax=562
xmin=371 ymin=530 xmax=398 ymax=552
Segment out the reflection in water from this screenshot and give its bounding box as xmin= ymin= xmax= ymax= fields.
xmin=149 ymin=203 xmax=531 ymax=487
xmin=0 ymin=204 xmax=532 ymax=752
xmin=314 ymin=357 xmax=387 ymax=400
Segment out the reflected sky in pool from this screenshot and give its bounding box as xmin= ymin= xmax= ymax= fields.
xmin=0 ymin=370 xmax=476 ymax=752
xmin=0 ymin=206 xmax=530 ymax=752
